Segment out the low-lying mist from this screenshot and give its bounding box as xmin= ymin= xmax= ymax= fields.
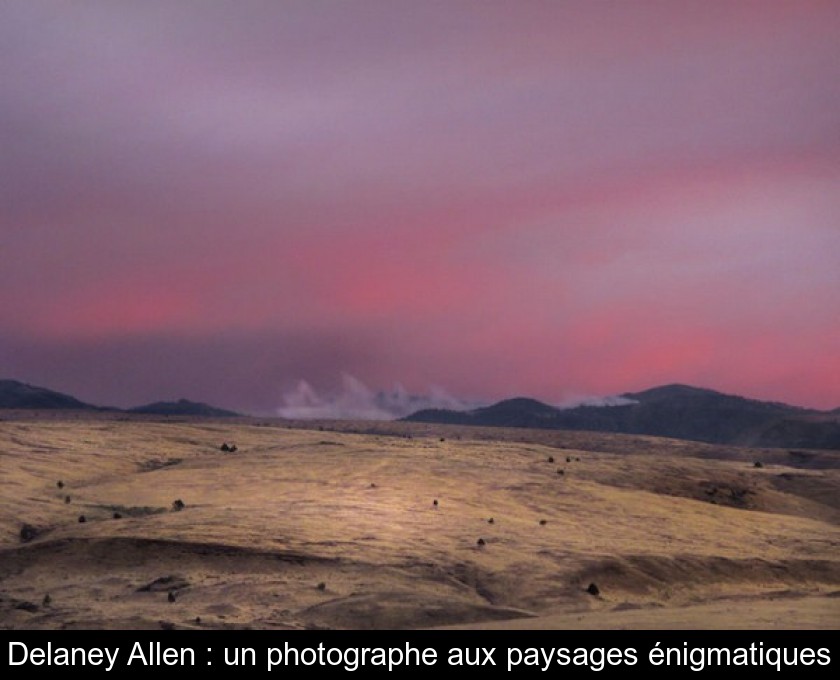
xmin=276 ymin=374 xmax=481 ymax=420
xmin=276 ymin=375 xmax=641 ymax=420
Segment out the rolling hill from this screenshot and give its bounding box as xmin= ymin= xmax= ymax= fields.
xmin=128 ymin=399 xmax=240 ymax=418
xmin=0 ymin=380 xmax=237 ymax=418
xmin=1 ymin=416 xmax=838 ymax=629
xmin=0 ymin=379 xmax=98 ymax=411
xmin=404 ymin=384 xmax=840 ymax=449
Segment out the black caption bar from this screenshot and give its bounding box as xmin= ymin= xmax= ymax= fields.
xmin=2 ymin=630 xmax=836 ymax=676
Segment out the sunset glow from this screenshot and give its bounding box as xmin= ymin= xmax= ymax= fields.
xmin=2 ymin=1 xmax=838 ymax=414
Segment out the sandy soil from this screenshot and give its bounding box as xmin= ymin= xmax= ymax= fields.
xmin=1 ymin=413 xmax=838 ymax=629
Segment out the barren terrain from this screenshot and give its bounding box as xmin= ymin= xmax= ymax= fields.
xmin=1 ymin=413 xmax=838 ymax=629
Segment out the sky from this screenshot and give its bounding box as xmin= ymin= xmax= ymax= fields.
xmin=1 ymin=1 xmax=839 ymax=416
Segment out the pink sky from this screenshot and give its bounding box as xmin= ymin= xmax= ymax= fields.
xmin=1 ymin=1 xmax=839 ymax=414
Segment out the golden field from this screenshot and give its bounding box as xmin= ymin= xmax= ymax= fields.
xmin=1 ymin=413 xmax=838 ymax=629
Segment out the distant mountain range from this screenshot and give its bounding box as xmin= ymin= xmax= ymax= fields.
xmin=0 ymin=379 xmax=239 ymax=418
xmin=3 ymin=378 xmax=839 ymax=448
xmin=404 ymin=384 xmax=840 ymax=450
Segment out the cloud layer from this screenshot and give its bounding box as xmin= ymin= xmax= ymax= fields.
xmin=2 ymin=2 xmax=838 ymax=412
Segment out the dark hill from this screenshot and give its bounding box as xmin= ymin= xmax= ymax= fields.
xmin=624 ymin=383 xmax=796 ymax=412
xmin=0 ymin=379 xmax=98 ymax=410
xmin=405 ymin=384 xmax=840 ymax=450
xmin=405 ymin=397 xmax=559 ymax=428
xmin=469 ymin=397 xmax=560 ymax=428
xmin=128 ymin=399 xmax=240 ymax=418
